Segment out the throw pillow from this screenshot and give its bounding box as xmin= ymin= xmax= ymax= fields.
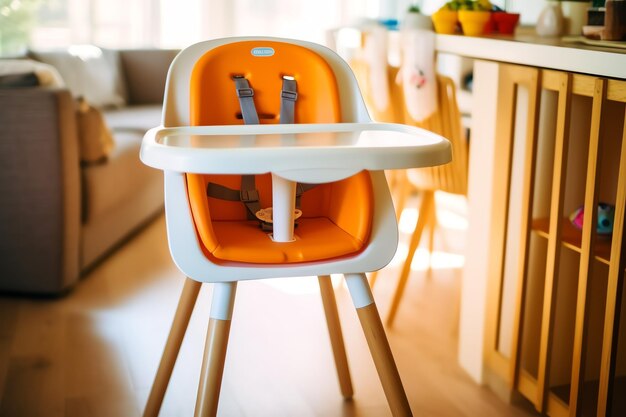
xmin=0 ymin=59 xmax=65 ymax=87
xmin=31 ymin=45 xmax=127 ymax=108
xmin=76 ymin=97 xmax=115 ymax=164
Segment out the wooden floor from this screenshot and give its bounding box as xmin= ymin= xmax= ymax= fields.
xmin=0 ymin=193 xmax=539 ymax=417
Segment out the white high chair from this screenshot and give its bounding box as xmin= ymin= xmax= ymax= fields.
xmin=140 ymin=37 xmax=451 ymax=417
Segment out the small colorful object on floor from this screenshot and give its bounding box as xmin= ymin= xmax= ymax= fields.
xmin=569 ymin=202 xmax=616 ymax=235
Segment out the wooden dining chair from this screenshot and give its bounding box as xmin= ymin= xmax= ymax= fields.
xmin=385 ymin=74 xmax=468 ymax=326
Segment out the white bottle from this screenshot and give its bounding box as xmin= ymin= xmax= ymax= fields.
xmin=536 ymin=2 xmax=564 ymax=37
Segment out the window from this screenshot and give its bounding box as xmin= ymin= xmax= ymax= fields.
xmin=28 ymin=0 xmax=371 ymax=50
xmin=12 ymin=0 xmax=535 ymax=54
xmin=31 ymin=0 xmax=159 ymax=49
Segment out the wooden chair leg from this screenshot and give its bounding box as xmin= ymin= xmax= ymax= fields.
xmin=386 ymin=191 xmax=434 ymax=327
xmin=426 ymin=194 xmax=437 ymax=279
xmin=144 ymin=277 xmax=202 ymax=417
xmin=344 ymin=273 xmax=412 ymax=417
xmin=427 ymin=195 xmax=437 ymax=255
xmin=393 ymin=171 xmax=411 ymax=222
xmin=194 ymin=282 xmax=237 ymax=417
xmin=318 ymin=275 xmax=354 ymax=399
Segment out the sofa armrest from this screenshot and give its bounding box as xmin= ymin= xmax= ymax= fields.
xmin=119 ymin=49 xmax=179 ymax=106
xmin=0 ymin=88 xmax=81 ymax=294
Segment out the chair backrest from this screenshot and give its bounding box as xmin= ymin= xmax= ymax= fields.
xmin=349 ymin=58 xmax=405 ymax=124
xmin=161 ymin=37 xmax=370 ymax=128
xmin=190 ymin=40 xmax=341 ymax=126
xmin=405 ymin=74 xmax=468 ymax=196
xmin=348 ymin=37 xmax=466 ymax=195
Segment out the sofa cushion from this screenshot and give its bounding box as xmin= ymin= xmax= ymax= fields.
xmin=31 ymin=46 xmax=127 ymax=108
xmin=119 ymin=49 xmax=179 ymax=105
xmin=0 ymin=59 xmax=64 ymax=87
xmin=82 ymin=130 xmax=158 ymax=223
xmin=103 ymin=104 xmax=162 ymax=133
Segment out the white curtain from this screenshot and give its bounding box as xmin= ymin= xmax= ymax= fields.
xmin=32 ymin=0 xmax=378 ymax=50
xmin=30 ymin=0 xmax=519 ymax=51
xmin=32 ymin=0 xmax=160 ymax=49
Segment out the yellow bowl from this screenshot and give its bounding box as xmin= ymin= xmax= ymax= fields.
xmin=458 ymin=10 xmax=491 ymax=36
xmin=431 ymin=9 xmax=458 ymax=34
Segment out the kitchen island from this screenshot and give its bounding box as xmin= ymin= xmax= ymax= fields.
xmin=449 ymin=32 xmax=625 ymax=417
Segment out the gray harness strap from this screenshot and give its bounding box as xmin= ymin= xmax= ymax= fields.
xmin=233 ymin=75 xmax=260 ymax=125
xmin=279 ymin=76 xmax=297 ymax=124
xmin=240 ymin=174 xmax=261 ymax=220
xmin=207 ymin=74 xmax=314 ymax=231
xmin=208 ymin=179 xmax=316 ymax=214
xmin=207 ymin=182 xmax=260 ymax=221
xmin=207 ymin=183 xmax=240 ymax=201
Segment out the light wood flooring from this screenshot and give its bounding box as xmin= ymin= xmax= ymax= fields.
xmin=0 ymin=194 xmax=539 ymax=417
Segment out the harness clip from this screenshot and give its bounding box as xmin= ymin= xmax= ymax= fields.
xmin=281 ymin=90 xmax=297 ymax=101
xmin=237 ymin=87 xmax=254 ymax=98
xmin=240 ymin=189 xmax=259 ymax=203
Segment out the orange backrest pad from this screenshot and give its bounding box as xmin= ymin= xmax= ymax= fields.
xmin=190 ymin=41 xmax=341 ymax=125
xmin=185 ymin=40 xmax=373 ymax=262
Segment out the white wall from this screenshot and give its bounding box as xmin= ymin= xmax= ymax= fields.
xmin=506 ymin=0 xmax=546 ymax=25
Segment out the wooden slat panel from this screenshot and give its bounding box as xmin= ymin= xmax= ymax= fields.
xmin=547 ymin=393 xmax=570 ymax=417
xmin=597 ymin=106 xmax=626 ymax=417
xmin=607 ymin=79 xmax=626 ymax=103
xmin=536 ymin=71 xmax=572 ymax=413
xmin=487 ymin=350 xmax=512 ymax=382
xmin=484 ymin=64 xmax=540 ymax=389
xmin=543 ymin=69 xmax=564 ymax=92
xmin=509 ymin=66 xmax=541 ymax=392
xmin=518 ymin=369 xmax=538 ymax=403
xmin=569 ymin=78 xmax=606 ymax=417
xmin=484 ymin=64 xmax=519 ymax=384
xmin=572 ymin=74 xmax=596 ymax=97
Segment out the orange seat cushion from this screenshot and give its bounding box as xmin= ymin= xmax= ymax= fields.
xmin=210 ymin=218 xmax=365 ymax=264
xmin=186 ymin=40 xmax=373 ymax=265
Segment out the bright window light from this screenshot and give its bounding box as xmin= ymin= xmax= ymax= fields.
xmin=68 ymin=44 xmax=102 ymax=60
xmin=390 ymin=245 xmax=465 ymax=270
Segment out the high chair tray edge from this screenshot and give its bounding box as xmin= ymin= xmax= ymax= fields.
xmin=140 ymin=122 xmax=452 ymax=181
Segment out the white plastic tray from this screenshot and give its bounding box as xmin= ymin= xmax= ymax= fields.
xmin=141 ymin=122 xmax=451 ymax=181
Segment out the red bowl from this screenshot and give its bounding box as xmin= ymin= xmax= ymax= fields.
xmin=493 ymin=12 xmax=520 ymax=34
xmin=483 ymin=12 xmax=497 ymax=34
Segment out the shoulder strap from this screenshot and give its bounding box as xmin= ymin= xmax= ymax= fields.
xmin=279 ymin=75 xmax=298 ymax=124
xmin=279 ymin=76 xmax=316 ymax=208
xmin=233 ymin=75 xmax=260 ymax=125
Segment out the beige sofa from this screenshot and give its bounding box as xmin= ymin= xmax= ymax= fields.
xmin=0 ymin=49 xmax=179 ymax=295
